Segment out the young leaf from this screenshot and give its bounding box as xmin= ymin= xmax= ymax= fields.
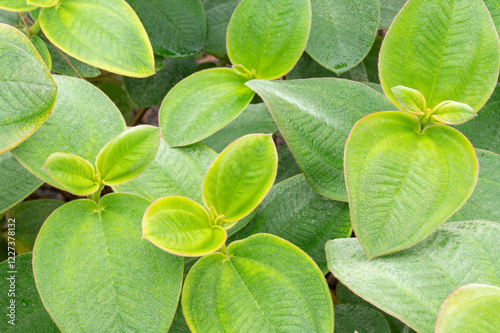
xmin=96 ymin=125 xmax=161 ymax=186
xmin=115 ymin=139 xmax=217 ymax=205
xmin=229 ymin=174 xmax=351 ymax=273
xmin=44 ymin=152 xmax=99 ymax=196
xmin=33 ymin=194 xmax=183 ymax=332
xmin=0 ymin=0 xmax=36 ymax=12
xmin=203 ymin=134 xmax=278 ymax=222
xmin=227 ymin=0 xmax=311 ymax=80
xmin=247 ymin=78 xmax=396 ymax=201
xmin=306 ymin=0 xmax=379 ymax=75
xmin=12 ymin=75 xmax=127 ymax=188
xmin=345 ymin=112 xmax=478 ymax=258
xmin=435 ymin=284 xmax=500 ymax=333
xmin=159 ymin=68 xmax=255 ymax=147
xmin=125 ymin=0 xmax=206 ymax=58
xmin=142 ymin=196 xmax=226 ymax=256
xmin=182 ymin=234 xmax=334 ymax=332
xmin=202 ymin=0 xmax=240 ymax=55
xmin=39 ymin=0 xmax=155 ymax=77
xmin=27 ymin=0 xmax=58 ymax=7
xmin=431 ymin=101 xmax=477 ymax=125
xmin=0 ymin=24 xmax=57 ymax=153
xmin=0 ymin=253 xmax=58 ymax=332
xmin=391 ymin=85 xmax=426 ymax=114
xmin=326 ymin=220 xmax=500 ymax=333
xmin=0 ymin=152 xmax=42 ymax=214
xmin=379 ymin=0 xmax=500 ymax=111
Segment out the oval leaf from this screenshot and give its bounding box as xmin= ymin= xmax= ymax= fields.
xmin=44 ymin=152 xmax=99 ymax=196
xmin=435 ymin=284 xmax=500 ymax=333
xmin=96 ymin=125 xmax=161 ymax=186
xmin=306 ymin=0 xmax=379 ymax=74
xmin=39 ymin=0 xmax=155 ymax=77
xmin=345 ymin=111 xmax=478 ymax=258
xmin=379 ymin=0 xmax=500 ymax=111
xmin=432 ymin=100 xmax=477 ymax=125
xmin=0 ymin=0 xmax=36 ymax=11
xmin=143 ymin=196 xmax=226 ymax=256
xmin=391 ymin=85 xmax=426 ymax=114
xmin=203 ymin=134 xmax=278 ymax=222
xmin=159 ymin=68 xmax=255 ymax=147
xmin=182 ymin=233 xmax=334 ymax=332
xmin=326 ymin=220 xmax=500 ymax=333
xmin=12 ymin=75 xmax=127 ymax=188
xmin=0 ymin=24 xmax=57 ymax=153
xmin=247 ymin=78 xmax=396 ymax=201
xmin=33 ymin=194 xmax=183 ymax=332
xmin=227 ymin=0 xmax=311 ymax=80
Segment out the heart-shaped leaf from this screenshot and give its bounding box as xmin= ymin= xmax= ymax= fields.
xmin=431 ymin=101 xmax=477 ymax=125
xmin=0 ymin=0 xmax=36 ymax=11
xmin=182 ymin=233 xmax=334 ymax=332
xmin=0 ymin=152 xmax=42 ymax=214
xmin=227 ymin=0 xmax=311 ymax=80
xmin=306 ymin=0 xmax=379 ymax=75
xmin=379 ymin=0 xmax=500 ymax=111
xmin=326 ymin=220 xmax=500 ymax=333
xmin=202 ymin=0 xmax=240 ymax=55
xmin=12 ymin=75 xmax=127 ymax=189
xmin=28 ymin=0 xmax=58 ymax=7
xmin=40 ymin=0 xmax=155 ymax=77
xmin=345 ymin=111 xmax=478 ymax=258
xmin=435 ymin=284 xmax=500 ymax=333
xmin=125 ymin=0 xmax=206 ymax=58
xmin=159 ymin=68 xmax=255 ymax=147
xmin=230 ymin=174 xmax=351 ymax=273
xmin=143 ymin=196 xmax=226 ymax=256
xmin=247 ymin=78 xmax=396 ymax=201
xmin=33 ymin=194 xmax=183 ymax=332
xmin=0 ymin=253 xmax=58 ymax=332
xmin=450 ymin=149 xmax=500 ymax=223
xmin=115 ymin=139 xmax=217 ymax=205
xmin=96 ymin=125 xmax=161 ymax=186
xmin=203 ymin=134 xmax=278 ymax=222
xmin=44 ymin=152 xmax=99 ymax=196
xmin=0 ymin=24 xmax=57 ymax=153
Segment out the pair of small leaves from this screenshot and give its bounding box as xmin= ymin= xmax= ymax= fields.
xmin=43 ymin=125 xmax=161 ymax=196
xmin=143 ymin=134 xmax=278 ymax=256
xmin=159 ymin=0 xmax=311 ymax=147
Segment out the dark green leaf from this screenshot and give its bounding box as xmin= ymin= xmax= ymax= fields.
xmin=287 ymin=53 xmax=369 ymax=81
xmin=378 ymin=0 xmax=406 ymax=29
xmin=202 ymin=0 xmax=240 ymax=54
xmin=275 ymin=144 xmax=302 ymax=183
xmin=334 ymin=304 xmax=391 ymax=333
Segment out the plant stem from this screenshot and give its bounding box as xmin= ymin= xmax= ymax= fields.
xmin=29 ymin=19 xmax=41 ymax=36
xmin=218 ymin=243 xmax=227 ymax=255
xmin=129 ymin=107 xmax=148 ymax=126
xmin=88 ymin=185 xmax=104 ymax=203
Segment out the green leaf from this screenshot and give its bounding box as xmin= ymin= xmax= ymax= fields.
xmin=0 ymin=152 xmax=43 ymax=214
xmin=40 ymin=0 xmax=155 ymax=77
xmin=0 ymin=253 xmax=59 ymax=333
xmin=203 ymin=134 xmax=278 ymax=222
xmin=182 ymin=234 xmax=334 ymax=332
xmin=202 ymin=0 xmax=240 ymax=55
xmin=275 ymin=144 xmax=302 ymax=183
xmin=391 ymin=85 xmax=426 ymax=114
xmin=455 ymin=83 xmax=500 ymax=154
xmin=227 ymin=0 xmax=311 ymax=80
xmin=378 ymin=0 xmax=406 ymax=29
xmin=4 ymin=199 xmax=64 ymax=254
xmin=306 ymin=0 xmax=379 ymax=74
xmin=40 ymin=35 xmax=101 ymax=78
xmin=169 ymin=304 xmax=191 ymax=333
xmin=247 ymin=78 xmax=396 ymax=201
xmin=326 ymin=220 xmax=500 ymax=333
xmin=115 ymin=139 xmax=217 ymax=205
xmin=0 ymin=24 xmax=57 ymax=153
xmin=229 ymin=174 xmax=351 ymax=273
xmin=0 ymin=8 xmax=21 ymax=25
xmin=450 ymin=149 xmax=500 ymax=223
xmin=143 ymin=196 xmax=226 ymax=256
xmin=33 ymin=193 xmax=183 ymax=332
xmin=123 ymin=57 xmax=195 ymax=108
xmin=125 ymin=0 xmax=206 ymax=58
xmin=159 ymin=68 xmax=255 ymax=147
xmin=363 ymin=35 xmax=382 ymax=84
xmin=435 ymin=284 xmax=500 ymax=333
xmin=432 ymin=100 xmax=477 ymax=125
xmin=379 ymin=0 xmax=500 ymax=111
xmin=43 ymin=152 xmax=99 ymax=196
xmin=95 ymin=81 xmax=136 ymax=123
xmin=287 ymin=53 xmax=369 ymax=81
xmin=12 ymin=75 xmax=127 ymax=188
xmin=483 ymin=0 xmax=500 ymax=34
xmin=345 ymin=111 xmax=478 ymax=258
xmin=334 ymin=304 xmax=391 ymax=333
xmin=0 ymin=0 xmax=37 ymax=12
xmin=27 ymin=0 xmax=58 ymax=7
xmin=29 ymin=35 xmax=52 ymax=70
xmin=201 ymin=103 xmax=277 ymax=153
xmin=96 ymin=125 xmax=161 ymax=186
